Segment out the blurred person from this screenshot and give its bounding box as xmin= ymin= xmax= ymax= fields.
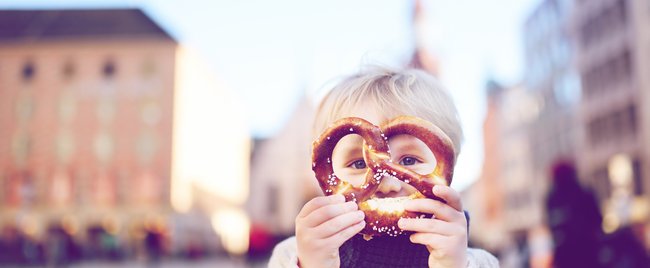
xmin=269 ymin=67 xmax=498 ymax=267
xmin=545 ymin=159 xmax=604 ymax=268
xmin=45 ymin=226 xmax=71 ymax=267
xmin=145 ymin=229 xmax=164 ymax=267
xmin=600 ymin=224 xmax=650 ymax=268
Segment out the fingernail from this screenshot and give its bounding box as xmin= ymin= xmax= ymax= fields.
xmin=333 ymin=194 xmax=345 ymax=203
xmin=397 ymin=218 xmax=405 ymax=228
xmin=432 ymin=186 xmax=443 ymax=195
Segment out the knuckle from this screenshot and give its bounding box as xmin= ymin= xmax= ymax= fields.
xmin=432 ymin=200 xmax=443 ymax=211
xmin=337 ymin=226 xmax=353 ymax=240
xmin=425 ymin=220 xmax=437 ymax=230
xmin=326 ymin=220 xmax=343 ymax=234
xmin=303 ymin=200 xmax=319 ymax=212
xmin=322 ymin=206 xmax=338 ymax=218
xmin=313 ymin=196 xmax=328 ymax=207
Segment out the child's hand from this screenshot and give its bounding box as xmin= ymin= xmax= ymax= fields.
xmin=398 ymin=186 xmax=468 ymax=268
xmin=295 ymin=194 xmax=366 ymax=268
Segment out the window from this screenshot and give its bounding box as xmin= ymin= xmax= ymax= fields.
xmin=136 ymin=131 xmax=158 ymax=164
xmin=554 ymin=70 xmax=581 ymax=106
xmin=141 ymin=101 xmax=162 ymax=126
xmin=141 ymin=58 xmax=156 ymax=78
xmin=62 ymin=60 xmax=75 ymax=80
xmin=58 ymin=93 xmax=76 ymax=123
xmin=627 ymin=104 xmax=637 ymax=134
xmin=56 ymin=131 xmax=74 ymax=164
xmin=22 ymin=61 xmax=35 ymax=82
xmin=102 ymin=60 xmax=116 ymax=79
xmin=14 ymin=96 xmax=34 ymax=121
xmin=94 ymin=132 xmax=114 ymax=163
xmin=267 ymin=185 xmax=278 ymax=215
xmin=579 ymin=0 xmax=628 ymax=48
xmin=0 ymin=173 xmax=5 ymax=203
xmin=632 ymin=159 xmax=643 ymax=196
xmin=96 ymin=99 xmax=115 ymax=123
xmin=581 ymin=47 xmax=632 ymax=99
xmin=11 ymin=133 xmax=31 ymax=163
xmin=588 ymin=104 xmax=637 ymax=146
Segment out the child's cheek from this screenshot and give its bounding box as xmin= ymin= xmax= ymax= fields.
xmin=411 ymin=163 xmax=436 ymax=176
xmin=337 ymin=169 xmax=367 ymax=187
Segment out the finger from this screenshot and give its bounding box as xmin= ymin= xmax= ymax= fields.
xmin=313 ymin=210 xmax=365 ymax=237
xmin=404 ymin=198 xmax=465 ymax=222
xmin=409 ymin=232 xmax=446 ymax=249
xmin=433 ymin=186 xmax=463 ymax=211
xmin=398 ymin=218 xmax=465 ymax=236
xmin=323 ymin=219 xmax=366 ymax=247
xmin=298 ymin=194 xmax=346 ymax=218
xmin=303 ymin=201 xmax=358 ymax=227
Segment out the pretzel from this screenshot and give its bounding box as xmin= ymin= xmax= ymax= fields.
xmin=312 ymin=116 xmax=455 ymax=239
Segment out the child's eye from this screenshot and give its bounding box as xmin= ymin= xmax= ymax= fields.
xmin=348 ymin=159 xmax=367 ymax=169
xmin=399 ymin=156 xmax=420 ymax=166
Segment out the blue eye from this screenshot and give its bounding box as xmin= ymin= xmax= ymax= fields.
xmin=399 ymin=156 xmax=419 ymax=166
xmin=349 ymin=160 xmax=367 ymax=169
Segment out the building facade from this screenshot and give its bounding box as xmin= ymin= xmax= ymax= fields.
xmin=574 ymin=0 xmax=650 ymax=246
xmin=0 ymin=9 xmax=176 ymax=239
xmin=0 ymin=9 xmax=251 ymax=258
xmin=523 ymin=0 xmax=581 ymax=219
xmin=247 ymin=97 xmax=319 ymax=237
xmin=464 ymin=81 xmax=541 ymax=267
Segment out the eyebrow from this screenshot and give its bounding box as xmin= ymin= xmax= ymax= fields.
xmin=334 ymin=139 xmax=364 ymax=162
xmin=389 ymin=141 xmax=430 ymax=155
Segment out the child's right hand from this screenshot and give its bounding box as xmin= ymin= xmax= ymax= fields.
xmin=295 ymin=194 xmax=366 ymax=268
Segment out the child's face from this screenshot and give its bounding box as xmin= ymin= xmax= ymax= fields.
xmin=331 ymin=102 xmax=437 ymax=198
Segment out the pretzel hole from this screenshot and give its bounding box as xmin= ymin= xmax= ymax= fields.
xmin=387 ymin=134 xmax=437 ymax=176
xmin=331 ymin=134 xmax=368 ymax=187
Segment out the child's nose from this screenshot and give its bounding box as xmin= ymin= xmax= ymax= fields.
xmin=377 ymin=174 xmax=402 ymax=194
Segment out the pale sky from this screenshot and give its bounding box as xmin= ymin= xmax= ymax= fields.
xmin=1 ymin=0 xmax=540 ymax=190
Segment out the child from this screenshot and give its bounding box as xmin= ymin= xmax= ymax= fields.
xmin=269 ymin=67 xmax=498 ymax=267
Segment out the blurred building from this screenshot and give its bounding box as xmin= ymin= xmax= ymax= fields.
xmin=467 ymin=0 xmax=578 ymax=259
xmin=573 ymin=0 xmax=650 ymax=246
xmin=0 ymin=9 xmax=250 ymax=260
xmin=520 ymin=0 xmax=581 ymax=264
xmin=248 ymin=97 xmax=319 ymax=238
xmin=407 ymin=0 xmax=441 ymax=76
xmin=524 ymin=0 xmax=580 ymax=202
xmin=462 ymin=81 xmax=507 ymax=253
xmin=463 ymin=81 xmax=540 ymax=266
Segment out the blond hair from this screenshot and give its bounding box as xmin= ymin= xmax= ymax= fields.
xmin=314 ymin=66 xmax=463 ymax=157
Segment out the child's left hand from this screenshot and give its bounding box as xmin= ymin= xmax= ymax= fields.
xmin=398 ymin=185 xmax=468 ymax=268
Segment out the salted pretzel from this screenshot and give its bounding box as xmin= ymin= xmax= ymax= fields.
xmin=312 ymin=116 xmax=455 ymax=239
